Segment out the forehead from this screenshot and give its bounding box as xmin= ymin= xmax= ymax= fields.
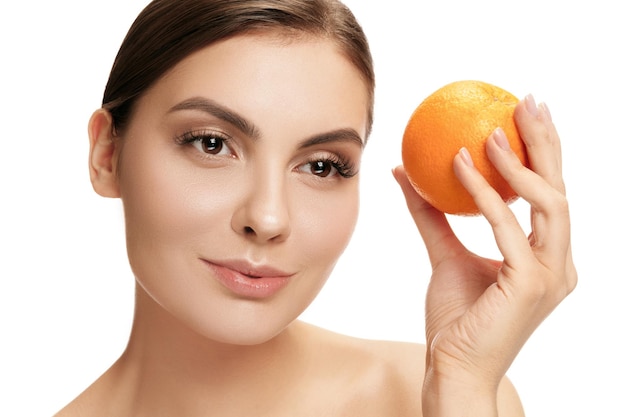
xmin=135 ymin=33 xmax=370 ymax=140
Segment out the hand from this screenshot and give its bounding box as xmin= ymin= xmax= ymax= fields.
xmin=393 ymin=95 xmax=577 ymax=415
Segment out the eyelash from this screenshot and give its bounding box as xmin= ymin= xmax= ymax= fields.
xmin=175 ymin=130 xmax=357 ymax=178
xmin=305 ymin=153 xmax=358 ymax=179
xmin=175 ymin=130 xmax=233 ymax=155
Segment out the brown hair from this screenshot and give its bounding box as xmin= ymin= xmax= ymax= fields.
xmin=102 ymin=0 xmax=375 ymax=137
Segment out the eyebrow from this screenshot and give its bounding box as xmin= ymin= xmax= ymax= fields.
xmin=168 ymin=97 xmax=261 ymax=140
xmin=168 ymin=96 xmax=364 ymax=149
xmin=298 ymin=128 xmax=364 ymax=150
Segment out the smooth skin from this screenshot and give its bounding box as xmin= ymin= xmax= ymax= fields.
xmin=56 ymin=33 xmax=575 ymax=417
xmin=394 ymin=95 xmax=576 ymax=416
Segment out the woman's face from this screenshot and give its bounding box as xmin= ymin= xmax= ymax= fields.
xmin=111 ymin=34 xmax=369 ymax=345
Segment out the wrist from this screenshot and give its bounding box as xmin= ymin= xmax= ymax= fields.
xmin=422 ymin=370 xmax=499 ymax=417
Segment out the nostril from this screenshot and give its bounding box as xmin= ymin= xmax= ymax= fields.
xmin=243 ymin=226 xmax=255 ymax=235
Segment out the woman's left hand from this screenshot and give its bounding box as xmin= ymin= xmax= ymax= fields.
xmin=393 ymin=94 xmax=577 ymax=413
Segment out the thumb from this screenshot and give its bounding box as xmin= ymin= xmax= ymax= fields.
xmin=392 ymin=165 xmax=465 ymax=266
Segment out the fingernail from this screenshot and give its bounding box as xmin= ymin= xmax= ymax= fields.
xmin=493 ymin=127 xmax=511 ymax=151
xmin=391 ymin=166 xmax=401 ymax=182
xmin=524 ymin=94 xmax=538 ymax=116
xmin=459 ymin=147 xmax=474 ymax=167
xmin=539 ymin=102 xmax=552 ymax=121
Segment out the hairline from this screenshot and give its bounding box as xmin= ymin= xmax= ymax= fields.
xmin=111 ymin=28 xmax=373 ymax=142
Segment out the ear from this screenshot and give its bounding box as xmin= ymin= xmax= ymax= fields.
xmin=88 ymin=109 xmax=121 ymax=198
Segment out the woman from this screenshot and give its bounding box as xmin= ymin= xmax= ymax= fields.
xmin=56 ymin=0 xmax=576 ymax=415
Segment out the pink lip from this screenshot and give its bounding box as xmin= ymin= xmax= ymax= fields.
xmin=202 ymin=259 xmax=294 ymax=299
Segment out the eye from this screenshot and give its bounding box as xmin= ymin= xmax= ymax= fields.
xmin=192 ymin=135 xmax=229 ymax=155
xmin=299 ymin=155 xmax=357 ymax=179
xmin=307 ymin=160 xmax=334 ymax=177
xmin=176 ymin=131 xmax=234 ymax=157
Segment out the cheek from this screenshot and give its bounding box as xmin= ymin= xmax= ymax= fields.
xmin=117 ymin=146 xmax=235 ymax=275
xmin=292 ymin=183 xmax=360 ymax=270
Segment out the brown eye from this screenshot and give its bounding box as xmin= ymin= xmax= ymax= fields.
xmin=199 ymin=136 xmax=224 ymax=154
xmin=176 ymin=131 xmax=235 ymax=159
xmin=309 ymin=160 xmax=333 ymax=177
xmin=298 ymin=155 xmax=357 ymax=179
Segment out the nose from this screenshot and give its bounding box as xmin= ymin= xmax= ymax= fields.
xmin=231 ymin=171 xmax=291 ymax=243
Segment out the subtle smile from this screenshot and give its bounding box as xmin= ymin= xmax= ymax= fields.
xmin=201 ymin=259 xmax=294 ymax=299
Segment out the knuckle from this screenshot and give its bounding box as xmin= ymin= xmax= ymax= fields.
xmin=541 ymin=188 xmax=569 ymax=217
xmin=520 ymin=125 xmax=550 ymax=148
xmin=553 ymin=193 xmax=570 ymax=215
xmin=565 ymin=265 xmax=578 ymax=295
xmin=517 ymin=264 xmax=574 ymax=307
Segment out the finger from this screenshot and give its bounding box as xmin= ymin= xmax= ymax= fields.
xmin=485 ymin=129 xmax=571 ymax=265
xmin=514 ymin=95 xmax=566 ymax=194
xmin=392 ymin=165 xmax=465 ymax=266
xmin=452 ymin=149 xmax=534 ymax=266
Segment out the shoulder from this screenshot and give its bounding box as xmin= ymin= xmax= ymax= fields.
xmin=53 ymin=358 xmax=128 ymax=417
xmin=295 ymin=321 xmax=426 ymax=416
xmin=295 ymin=322 xmax=523 ymax=416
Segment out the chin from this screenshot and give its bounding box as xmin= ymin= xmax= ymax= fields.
xmin=170 ymin=298 xmax=303 ymax=347
xmin=194 ymin=315 xmax=296 ymax=347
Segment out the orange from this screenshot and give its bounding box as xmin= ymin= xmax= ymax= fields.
xmin=401 ymin=80 xmax=528 ymax=215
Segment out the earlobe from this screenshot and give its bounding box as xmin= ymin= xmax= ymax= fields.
xmin=88 ymin=109 xmax=121 ymax=198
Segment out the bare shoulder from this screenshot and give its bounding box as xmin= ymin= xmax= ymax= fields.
xmin=54 ymin=382 xmax=98 ymax=417
xmin=296 ymin=321 xmax=426 ymax=416
xmin=295 ymin=322 xmax=523 ymax=416
xmin=53 ymin=358 xmax=127 ymax=417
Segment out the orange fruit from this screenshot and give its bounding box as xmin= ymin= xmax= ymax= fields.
xmin=401 ymin=80 xmax=529 ymax=215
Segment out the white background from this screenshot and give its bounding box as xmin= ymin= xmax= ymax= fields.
xmin=1 ymin=1 xmax=624 ymax=416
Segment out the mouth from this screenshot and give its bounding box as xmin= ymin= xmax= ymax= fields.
xmin=201 ymin=258 xmax=294 ymax=299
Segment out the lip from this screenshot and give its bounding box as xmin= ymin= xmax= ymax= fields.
xmin=201 ymin=258 xmax=294 ymax=299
